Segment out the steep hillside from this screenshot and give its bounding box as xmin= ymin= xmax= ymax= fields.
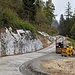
xmin=0 ymin=0 xmax=57 ymax=36
xmin=34 ymin=24 xmax=57 ymax=35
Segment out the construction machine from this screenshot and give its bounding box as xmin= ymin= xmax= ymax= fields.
xmin=61 ymin=45 xmax=73 ymax=56
xmin=56 ymin=36 xmax=74 ymax=57
xmin=56 ymin=36 xmax=64 ymax=54
xmin=56 ymin=42 xmax=63 ymax=54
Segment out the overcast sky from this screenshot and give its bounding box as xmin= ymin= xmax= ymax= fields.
xmin=43 ymin=0 xmax=75 ymax=21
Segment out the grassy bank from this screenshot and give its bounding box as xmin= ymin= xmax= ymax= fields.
xmin=67 ymin=37 xmax=75 ymax=47
xmin=34 ymin=24 xmax=57 ymax=35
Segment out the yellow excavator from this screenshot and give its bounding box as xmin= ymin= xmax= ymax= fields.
xmin=61 ymin=45 xmax=73 ymax=56
xmin=56 ymin=37 xmax=74 ymax=57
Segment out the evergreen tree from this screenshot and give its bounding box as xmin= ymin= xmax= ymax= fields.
xmin=35 ymin=0 xmax=44 ymax=9
xmin=60 ymin=14 xmax=65 ymax=24
xmin=71 ymin=9 xmax=75 ymax=23
xmin=35 ymin=0 xmax=40 ymax=9
xmin=70 ymin=9 xmax=75 ymax=39
xmin=58 ymin=2 xmax=73 ymax=37
xmin=35 ymin=9 xmax=48 ymax=25
xmin=23 ymin=0 xmax=36 ymax=22
xmin=58 ymin=14 xmax=65 ymax=35
xmin=65 ymin=2 xmax=72 ymax=20
xmin=70 ymin=24 xmax=75 ymax=39
xmin=45 ymin=0 xmax=55 ymax=24
xmin=35 ymin=0 xmax=47 ymax=25
xmin=64 ymin=2 xmax=74 ymax=37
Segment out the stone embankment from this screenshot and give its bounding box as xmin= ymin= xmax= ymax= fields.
xmin=0 ymin=27 xmax=43 ymax=56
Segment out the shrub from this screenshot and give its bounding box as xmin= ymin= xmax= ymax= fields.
xmin=15 ymin=20 xmax=37 ymax=37
xmin=0 ymin=9 xmax=37 ymax=38
xmin=0 ymin=9 xmax=19 ymax=27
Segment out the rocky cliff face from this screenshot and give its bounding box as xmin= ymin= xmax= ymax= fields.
xmin=0 ymin=27 xmax=43 ymax=56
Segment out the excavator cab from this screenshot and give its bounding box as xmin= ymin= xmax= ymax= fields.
xmin=56 ymin=36 xmax=74 ymax=56
xmin=56 ymin=42 xmax=64 ymax=53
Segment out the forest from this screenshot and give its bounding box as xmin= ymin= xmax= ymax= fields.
xmin=0 ymin=0 xmax=57 ymax=36
xmin=58 ymin=2 xmax=75 ymax=40
xmin=0 ymin=0 xmax=75 ymax=40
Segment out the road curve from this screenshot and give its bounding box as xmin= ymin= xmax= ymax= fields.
xmin=0 ymin=42 xmax=55 ymax=75
xmin=19 ymin=37 xmax=66 ymax=75
xmin=19 ymin=50 xmax=68 ymax=75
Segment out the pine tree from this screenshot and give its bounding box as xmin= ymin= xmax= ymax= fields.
xmin=70 ymin=9 xmax=75 ymax=39
xmin=23 ymin=0 xmax=36 ymax=22
xmin=72 ymin=9 xmax=75 ymax=23
xmin=58 ymin=2 xmax=73 ymax=37
xmin=45 ymin=0 xmax=55 ymax=24
xmin=35 ymin=0 xmax=45 ymax=10
xmin=58 ymin=14 xmax=65 ymax=35
xmin=65 ymin=2 xmax=72 ymax=20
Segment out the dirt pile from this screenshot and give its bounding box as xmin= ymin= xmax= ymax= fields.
xmin=41 ymin=58 xmax=75 ymax=75
xmin=38 ymin=35 xmax=51 ymax=48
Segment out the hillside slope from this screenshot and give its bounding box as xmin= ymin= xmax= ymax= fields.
xmin=0 ymin=0 xmax=57 ymax=36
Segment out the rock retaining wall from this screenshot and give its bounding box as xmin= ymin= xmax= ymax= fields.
xmin=0 ymin=28 xmax=43 ymax=56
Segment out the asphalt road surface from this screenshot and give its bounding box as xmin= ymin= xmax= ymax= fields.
xmin=0 ymin=37 xmax=65 ymax=75
xmin=0 ymin=41 xmax=56 ymax=75
xmin=20 ymin=51 xmax=69 ymax=75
